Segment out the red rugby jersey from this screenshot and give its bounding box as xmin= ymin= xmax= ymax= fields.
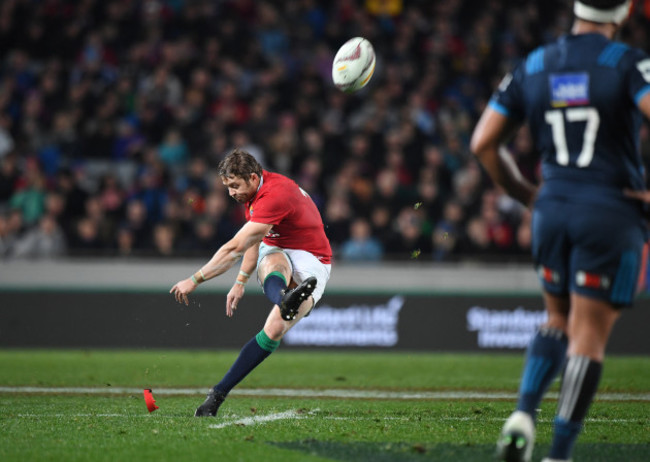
xmin=245 ymin=171 xmax=332 ymax=264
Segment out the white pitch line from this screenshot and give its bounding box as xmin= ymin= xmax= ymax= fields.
xmin=208 ymin=409 xmax=319 ymax=429
xmin=0 ymin=386 xmax=649 ymax=402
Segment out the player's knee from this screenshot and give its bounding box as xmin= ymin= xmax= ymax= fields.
xmin=259 ymin=255 xmax=290 ymax=280
xmin=265 ymin=319 xmax=286 ymax=341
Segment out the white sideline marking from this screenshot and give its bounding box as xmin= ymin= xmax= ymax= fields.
xmin=208 ymin=408 xmax=318 ymax=429
xmin=0 ymin=386 xmax=649 ymax=402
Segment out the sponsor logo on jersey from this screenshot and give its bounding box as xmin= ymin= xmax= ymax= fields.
xmin=265 ymin=228 xmax=280 ymax=238
xmin=550 ymin=73 xmax=589 ymax=107
xmin=249 ymin=206 xmax=253 ymax=216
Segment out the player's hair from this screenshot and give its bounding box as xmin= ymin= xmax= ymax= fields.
xmin=217 ymin=149 xmax=263 ymax=182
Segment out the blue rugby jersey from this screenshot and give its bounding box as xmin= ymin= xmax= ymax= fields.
xmin=490 ymin=33 xmax=650 ymax=207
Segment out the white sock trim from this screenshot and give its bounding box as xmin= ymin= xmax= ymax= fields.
xmin=557 ymin=355 xmax=590 ymax=421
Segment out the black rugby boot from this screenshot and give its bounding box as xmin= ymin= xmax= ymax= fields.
xmin=194 ymin=390 xmax=226 ymax=417
xmin=279 ymin=277 xmax=317 ymax=321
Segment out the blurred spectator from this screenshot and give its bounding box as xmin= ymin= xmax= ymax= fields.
xmin=203 ymin=189 xmax=238 ymax=237
xmin=115 ymin=225 xmax=135 ymax=258
xmin=460 ymin=215 xmax=494 ymax=257
xmin=268 ymin=112 xmax=299 ymax=175
xmin=9 ymin=161 xmax=46 ymax=225
xmin=121 ymin=199 xmax=151 ymax=251
xmin=480 ymin=189 xmax=515 ymax=251
xmin=131 ymin=164 xmax=168 ymax=224
xmin=415 ymin=170 xmax=446 ymax=227
xmin=323 ymin=193 xmax=352 ymax=251
xmin=152 ymin=222 xmax=176 ymax=257
xmin=0 ymin=213 xmax=13 ymax=256
xmin=44 ymin=191 xmax=66 ymax=230
xmin=98 ymin=173 xmax=126 ymax=221
xmin=178 ymin=218 xmax=227 ymax=255
xmin=158 ymin=128 xmax=189 ymax=167
xmin=84 ymin=195 xmax=115 ymax=248
xmin=10 ymin=214 xmax=66 ymax=259
xmin=69 ymin=217 xmax=104 ymax=255
xmin=178 ymin=157 xmax=210 ymax=195
xmin=373 ymin=168 xmax=406 ymax=216
xmin=388 ymin=207 xmax=432 ymax=259
xmin=453 ymin=161 xmax=484 ymax=218
xmin=112 ymin=118 xmax=145 ymax=161
xmin=421 ymin=144 xmax=454 ymax=198
xmin=432 ymin=200 xmax=464 ymax=261
xmin=296 ymin=154 xmax=326 ymax=209
xmin=0 ymin=116 xmax=15 ymax=159
xmin=56 ymin=168 xmax=90 ymax=224
xmin=369 ymin=204 xmax=395 ymax=244
xmin=340 ymin=217 xmax=383 ymax=262
xmin=232 ymin=130 xmax=266 ymax=168
xmin=0 ymin=153 xmax=19 ymax=203
xmin=140 ymin=66 xmax=182 ymax=109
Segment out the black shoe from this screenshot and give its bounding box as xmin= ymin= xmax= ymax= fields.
xmin=280 ymin=277 xmax=317 ymax=321
xmin=194 ymin=390 xmax=226 ymax=417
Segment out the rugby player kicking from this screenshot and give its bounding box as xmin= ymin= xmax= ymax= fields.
xmin=170 ymin=149 xmax=332 ymax=417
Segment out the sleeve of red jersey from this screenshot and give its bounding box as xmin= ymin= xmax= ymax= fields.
xmin=249 ymin=191 xmax=291 ymax=225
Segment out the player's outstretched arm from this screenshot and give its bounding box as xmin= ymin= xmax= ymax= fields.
xmin=226 ymin=243 xmax=260 ymax=317
xmin=470 ymin=107 xmax=537 ymax=207
xmin=170 ymin=222 xmax=271 ymax=305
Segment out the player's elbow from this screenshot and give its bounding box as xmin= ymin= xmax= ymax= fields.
xmin=469 ymin=131 xmax=490 ymax=160
xmin=230 ymin=234 xmax=263 ymax=258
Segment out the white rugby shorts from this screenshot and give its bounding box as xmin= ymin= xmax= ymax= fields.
xmin=257 ymin=242 xmax=331 ymax=304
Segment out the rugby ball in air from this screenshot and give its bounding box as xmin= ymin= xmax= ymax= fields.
xmin=332 ymin=37 xmax=376 ymax=93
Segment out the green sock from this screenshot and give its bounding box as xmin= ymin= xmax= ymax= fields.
xmin=256 ymin=329 xmax=281 ymax=353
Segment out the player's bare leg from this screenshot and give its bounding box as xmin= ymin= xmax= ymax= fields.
xmin=567 ymin=294 xmax=619 ymax=361
xmin=544 ymin=295 xmax=620 ymax=460
xmin=263 ymin=294 xmax=314 ymax=341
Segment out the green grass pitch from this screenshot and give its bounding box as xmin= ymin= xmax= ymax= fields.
xmin=0 ymin=350 xmax=648 ymax=461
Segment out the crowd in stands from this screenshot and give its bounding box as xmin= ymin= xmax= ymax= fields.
xmin=1 ymin=0 xmax=649 ymax=262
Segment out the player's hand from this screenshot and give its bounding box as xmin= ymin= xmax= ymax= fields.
xmin=169 ymin=278 xmax=197 ymax=306
xmin=624 ymin=188 xmax=650 ymax=203
xmin=226 ymin=283 xmax=245 ymax=317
